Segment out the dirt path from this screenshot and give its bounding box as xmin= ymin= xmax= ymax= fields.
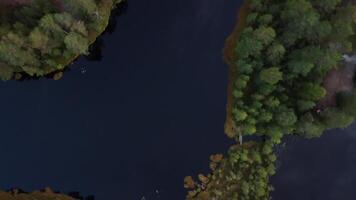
xmin=317 ymin=61 xmax=356 ymax=108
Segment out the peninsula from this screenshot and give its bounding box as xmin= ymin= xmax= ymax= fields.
xmin=186 ymin=0 xmax=356 ymax=199
xmin=0 ymin=0 xmax=123 ymax=80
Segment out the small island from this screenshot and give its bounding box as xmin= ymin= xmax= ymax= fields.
xmin=186 ymin=0 xmax=356 ymax=199
xmin=0 ymin=188 xmax=83 ymax=200
xmin=0 ymin=0 xmax=122 ymax=81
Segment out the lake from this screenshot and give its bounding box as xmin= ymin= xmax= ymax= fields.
xmin=0 ymin=0 xmax=240 ymax=199
xmin=271 ymin=123 xmax=356 ymax=200
xmin=1 ymin=0 xmax=355 ymax=200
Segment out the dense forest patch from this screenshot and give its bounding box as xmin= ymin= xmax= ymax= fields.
xmin=229 ymin=0 xmax=356 ymax=140
xmin=0 ymin=0 xmax=122 ymax=81
xmin=186 ymin=142 xmax=275 ymax=200
xmin=187 ymin=0 xmax=356 ymax=199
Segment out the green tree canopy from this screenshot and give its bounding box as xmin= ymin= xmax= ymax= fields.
xmin=64 ymin=32 xmax=89 ymax=54
xmin=298 ymin=83 xmax=326 ymax=101
xmin=259 ymin=67 xmax=283 ymax=85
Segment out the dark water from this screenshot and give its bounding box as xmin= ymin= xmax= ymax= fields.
xmin=2 ymin=1 xmax=356 ymax=200
xmin=0 ymin=0 xmax=240 ymax=199
xmin=271 ymin=123 xmax=356 ymax=200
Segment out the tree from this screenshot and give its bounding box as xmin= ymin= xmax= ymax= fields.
xmin=280 ymin=0 xmax=320 ymax=45
xmin=298 ymin=83 xmax=326 ymax=101
xmin=297 ymin=100 xmax=316 ymax=112
xmin=236 ymin=28 xmax=263 ymax=58
xmin=70 ymin=20 xmax=88 ymax=36
xmin=338 ymin=91 xmax=356 ymax=117
xmin=262 ymin=141 xmax=273 ymax=155
xmin=258 ymin=110 xmax=273 ymax=122
xmin=266 ymin=163 xmax=276 ymax=175
xmin=243 ymin=124 xmax=257 ymax=135
xmin=0 ymin=34 xmax=39 ymax=67
xmin=0 ymin=62 xmax=13 ymax=81
xmin=29 ymin=28 xmax=49 ymax=51
xmin=54 ymin=12 xmax=74 ymax=30
xmin=40 ymin=14 xmax=63 ymax=34
xmin=288 ymin=60 xmax=314 ymax=77
xmin=321 ymin=108 xmax=354 ymax=129
xmin=232 ymin=90 xmax=243 ymax=98
xmin=302 ymin=121 xmax=325 ymax=138
xmin=246 ymin=13 xmax=258 ymax=25
xmin=260 ymin=67 xmax=283 ymax=85
xmin=235 ymin=77 xmax=248 ymax=89
xmin=313 ymin=49 xmax=340 ymax=77
xmin=311 ymin=0 xmax=342 ymax=13
xmin=331 ymin=17 xmax=354 ymax=43
xmin=64 ymin=32 xmax=89 ymax=54
xmin=275 ymin=108 xmax=297 ymax=127
xmin=287 ymin=46 xmax=326 ymax=77
xmin=62 ymin=0 xmax=97 ymax=19
xmin=266 ymin=43 xmax=285 ymax=64
xmin=253 ymin=26 xmax=276 ymax=46
xmin=258 ymin=14 xmax=273 ymax=25
xmin=297 ymin=113 xmax=325 ymax=138
xmin=233 ymin=109 xmax=247 ymax=122
xmin=307 ymin=20 xmax=332 ymax=41
xmin=241 ymin=181 xmax=250 ymax=196
xmin=266 ymin=126 xmax=283 ymax=144
xmin=236 ymin=59 xmax=253 ymax=74
xmin=258 ymin=83 xmax=276 ymax=96
xmin=250 ymin=0 xmax=263 ymax=11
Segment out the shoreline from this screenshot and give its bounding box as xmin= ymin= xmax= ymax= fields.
xmin=0 ymin=188 xmax=77 ymax=200
xmin=14 ymin=0 xmax=125 ymax=81
xmin=223 ymin=0 xmax=250 ymax=138
xmin=52 ymin=0 xmax=124 ymax=80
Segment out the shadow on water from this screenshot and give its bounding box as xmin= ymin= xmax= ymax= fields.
xmin=17 ymin=1 xmax=129 ymax=81
xmin=103 ymin=0 xmax=129 ymax=35
xmin=66 ymin=191 xmax=95 ymax=200
xmin=85 ymin=1 xmax=129 ymax=62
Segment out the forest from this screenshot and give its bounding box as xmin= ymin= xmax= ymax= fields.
xmin=1 ymin=0 xmax=356 ymax=199
xmin=186 ymin=0 xmax=356 ymax=199
xmin=230 ymin=0 xmax=356 ymax=141
xmin=0 ymin=0 xmax=121 ymax=80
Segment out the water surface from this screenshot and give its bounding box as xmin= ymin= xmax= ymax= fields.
xmin=0 ymin=0 xmax=241 ymax=199
xmin=272 ymin=123 xmax=356 ymax=200
xmin=2 ymin=1 xmax=355 ymax=199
